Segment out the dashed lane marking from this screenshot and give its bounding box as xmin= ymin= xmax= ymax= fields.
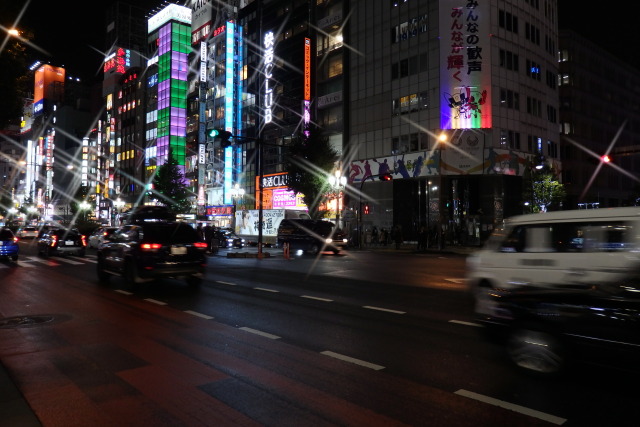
xmin=321 ymin=351 xmax=385 ymax=371
xmin=239 ymin=327 xmax=280 ymax=339
xmin=455 ymin=389 xmax=567 ymax=425
xmin=300 ymin=295 xmax=333 ymax=302
xmin=144 ymin=298 xmax=167 ymax=306
xmin=185 ymin=310 xmax=214 ymax=320
xmin=254 ymin=287 xmax=279 ymax=293
xmin=363 ymin=305 xmax=406 ymax=314
xmin=449 ymin=320 xmax=483 ymax=327
xmin=216 ymin=281 xmax=237 ymax=286
xmin=115 ymin=290 xmax=133 ymax=295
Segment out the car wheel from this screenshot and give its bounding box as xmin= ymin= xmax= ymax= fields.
xmin=507 ymin=328 xmax=565 ymax=376
xmin=307 ymin=243 xmax=320 ymax=255
xmin=77 ymin=249 xmax=86 ymax=257
xmin=124 ymin=261 xmax=140 ymax=287
xmin=96 ymin=259 xmax=110 ymax=284
xmin=11 ymin=255 xmax=18 ymax=262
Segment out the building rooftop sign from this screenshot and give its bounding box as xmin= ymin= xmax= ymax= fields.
xmin=148 ymin=4 xmax=192 ymax=33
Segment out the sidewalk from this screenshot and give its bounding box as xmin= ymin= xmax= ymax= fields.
xmin=0 ymin=359 xmax=40 ymax=426
xmin=211 ymin=242 xmax=479 ymax=258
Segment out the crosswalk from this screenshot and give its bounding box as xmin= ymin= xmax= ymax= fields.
xmin=0 ymin=254 xmax=97 ymax=268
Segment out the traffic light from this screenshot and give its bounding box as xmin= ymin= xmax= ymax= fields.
xmin=601 ymin=154 xmax=611 ymax=163
xmin=209 ymin=128 xmax=233 ymax=147
xmin=379 ymin=173 xmax=393 ymax=181
xmin=363 ymin=204 xmax=370 ymax=214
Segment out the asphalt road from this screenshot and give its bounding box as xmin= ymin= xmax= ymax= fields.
xmin=0 ymin=242 xmax=637 ymax=426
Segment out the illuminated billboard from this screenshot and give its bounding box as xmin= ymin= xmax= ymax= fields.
xmin=33 ymin=64 xmax=65 ymax=115
xmin=439 ymin=1 xmax=491 ymax=129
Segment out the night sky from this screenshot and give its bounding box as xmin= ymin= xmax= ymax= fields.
xmin=6 ymin=1 xmax=636 ymax=82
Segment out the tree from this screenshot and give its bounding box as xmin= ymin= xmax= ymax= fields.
xmin=284 ymin=132 xmax=339 ymax=219
xmin=152 ymin=148 xmax=192 ymax=213
xmin=522 ymin=157 xmax=566 ymax=213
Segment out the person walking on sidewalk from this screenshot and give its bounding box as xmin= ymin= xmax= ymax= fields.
xmin=393 ymin=224 xmax=403 ymax=249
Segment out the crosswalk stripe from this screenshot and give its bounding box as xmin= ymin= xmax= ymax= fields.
xmin=53 ymin=257 xmax=84 ymax=265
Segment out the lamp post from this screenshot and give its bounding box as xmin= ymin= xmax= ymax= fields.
xmin=328 ymin=170 xmax=347 ymax=229
xmin=436 ymin=132 xmax=447 ymax=249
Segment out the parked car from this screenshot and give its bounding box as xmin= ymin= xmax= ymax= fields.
xmin=16 ymin=226 xmax=38 ymax=239
xmin=88 ymin=226 xmax=118 ymax=249
xmin=37 ymin=228 xmax=87 ymax=257
xmin=0 ymin=228 xmax=19 ymax=261
xmin=276 ymin=219 xmax=348 ymax=255
xmin=476 ymin=276 xmax=640 ymax=377
xmin=96 ymin=220 xmax=208 ymax=287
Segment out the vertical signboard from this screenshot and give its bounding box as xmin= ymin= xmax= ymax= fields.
xmin=439 ymin=1 xmax=491 ymax=129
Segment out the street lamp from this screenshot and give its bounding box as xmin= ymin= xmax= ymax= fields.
xmin=328 ymin=170 xmax=347 ymax=229
xmin=79 ymin=201 xmax=90 ymax=222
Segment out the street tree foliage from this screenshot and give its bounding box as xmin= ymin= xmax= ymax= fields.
xmin=284 ymin=132 xmax=339 ymax=219
xmin=523 ymin=160 xmax=566 ymax=213
xmin=152 ymin=148 xmax=192 ymax=213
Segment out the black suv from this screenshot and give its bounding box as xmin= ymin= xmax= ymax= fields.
xmin=276 ymin=219 xmax=348 ymax=255
xmin=37 ymin=228 xmax=87 ymax=257
xmin=96 ymin=220 xmax=208 ymax=287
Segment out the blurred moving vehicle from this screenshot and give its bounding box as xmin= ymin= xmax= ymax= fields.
xmin=467 ymin=207 xmax=640 ymax=309
xmin=96 ymin=215 xmax=207 ymax=287
xmin=88 ymin=227 xmax=118 ymax=249
xmin=0 ymin=228 xmax=19 ymax=261
xmin=213 ymin=228 xmax=245 ymax=249
xmin=276 ymin=219 xmax=348 ymax=255
xmin=476 ymin=276 xmax=640 ymax=376
xmin=37 ymin=228 xmax=87 ymax=257
xmin=16 ymin=226 xmax=38 ymax=239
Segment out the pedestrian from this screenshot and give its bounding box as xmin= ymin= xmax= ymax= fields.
xmin=204 ymin=224 xmax=214 ymax=253
xmin=417 ymin=225 xmax=427 ymax=250
xmin=393 ymin=225 xmax=403 ymax=249
xmin=196 ymin=223 xmax=204 ymax=240
xmin=371 ymin=226 xmax=379 ymax=245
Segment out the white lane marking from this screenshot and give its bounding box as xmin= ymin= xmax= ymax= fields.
xmin=115 ymin=290 xmax=133 ymax=295
xmin=301 ymin=295 xmax=333 ymax=302
xmin=254 ymin=287 xmax=279 ymax=293
xmin=321 ymin=351 xmax=385 ymax=371
xmin=449 ymin=320 xmax=483 ymax=327
xmin=454 ymin=389 xmax=567 ymax=425
xmin=53 ymin=257 xmax=84 ymax=265
xmin=239 ymin=327 xmax=280 ymax=340
xmin=363 ymin=305 xmax=405 ymax=314
xmin=217 ymin=280 xmax=236 ymax=286
xmin=185 ymin=310 xmax=213 ymax=320
xmin=445 ymin=278 xmax=466 ymax=284
xmin=145 ymin=298 xmax=167 ymax=306
xmin=74 ymin=257 xmax=96 ymax=263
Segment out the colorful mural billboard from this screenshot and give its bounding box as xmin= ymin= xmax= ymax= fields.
xmin=439 ymin=0 xmax=491 ymax=129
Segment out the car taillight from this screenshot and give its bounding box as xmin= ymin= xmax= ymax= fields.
xmin=194 ymin=242 xmax=208 ymax=249
xmin=13 ymin=237 xmax=19 ymax=243
xmin=81 ymin=235 xmax=87 ymax=246
xmin=140 ymin=243 xmax=162 ymax=251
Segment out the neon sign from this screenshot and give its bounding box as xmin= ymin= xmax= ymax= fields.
xmin=263 ymin=31 xmax=275 ymax=124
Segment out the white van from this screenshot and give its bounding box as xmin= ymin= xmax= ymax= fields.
xmin=467 ymin=207 xmax=640 ymax=302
